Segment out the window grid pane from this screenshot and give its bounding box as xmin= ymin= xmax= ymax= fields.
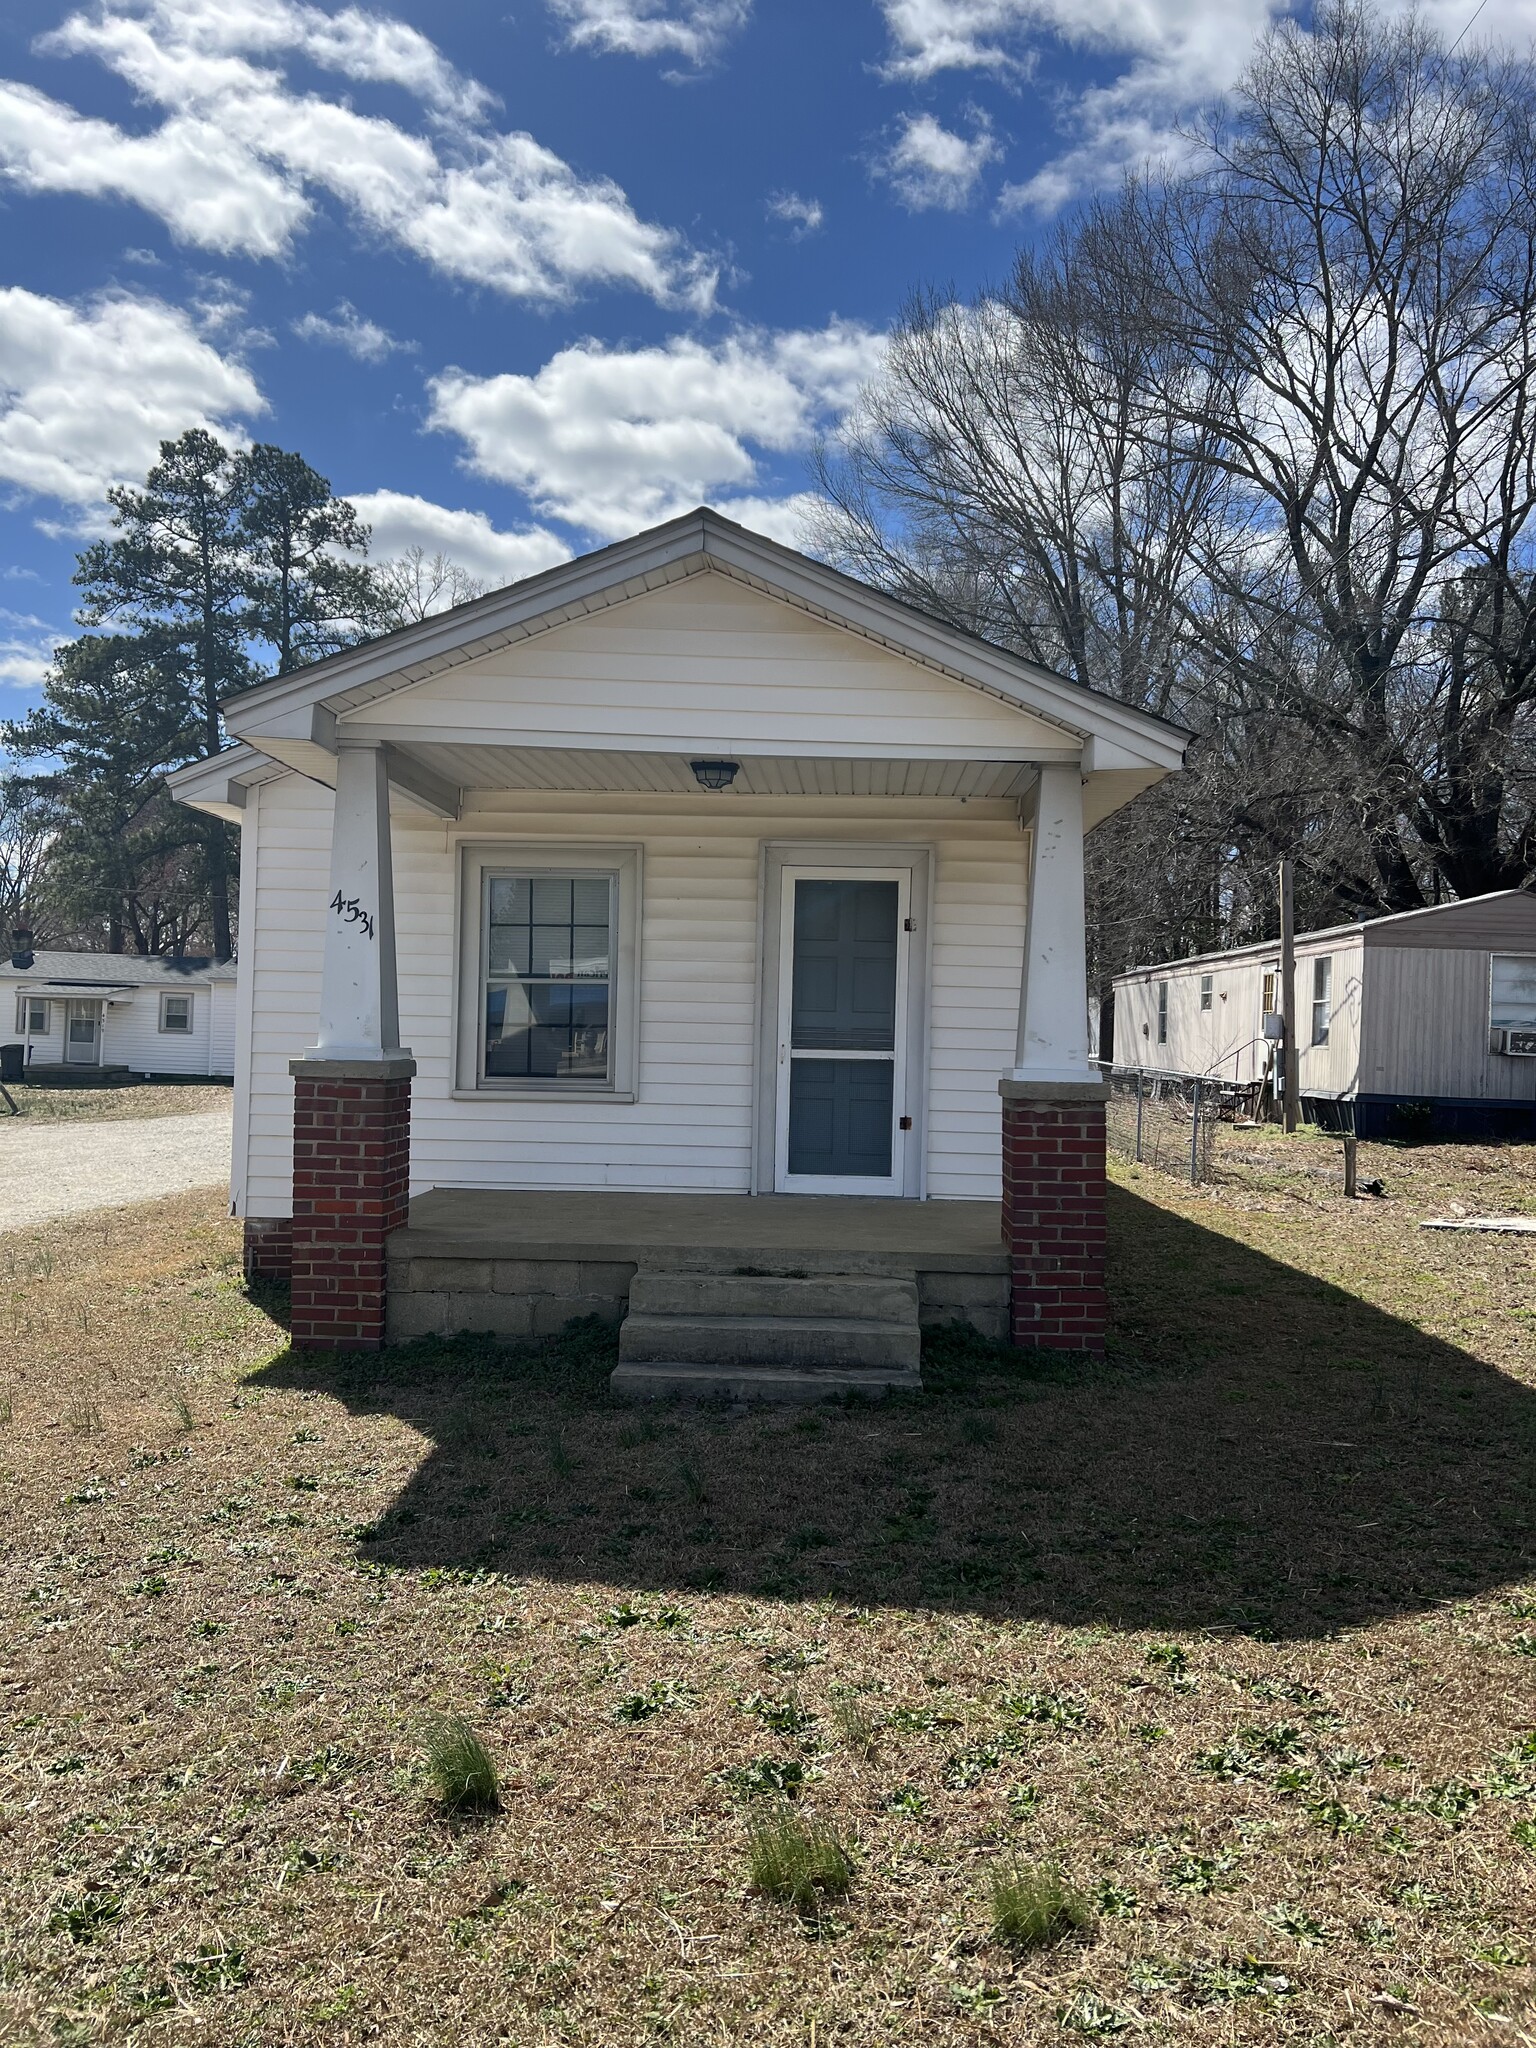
xmin=484 ymin=871 xmax=613 ymax=1083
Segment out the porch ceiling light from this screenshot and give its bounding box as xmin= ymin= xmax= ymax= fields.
xmin=689 ymin=759 xmax=739 ymax=791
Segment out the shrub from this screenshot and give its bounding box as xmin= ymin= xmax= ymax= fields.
xmin=745 ymin=1804 xmax=852 ymax=1911
xmin=988 ymin=1856 xmax=1094 ymax=1949
xmin=424 ymin=1716 xmax=500 ymax=1814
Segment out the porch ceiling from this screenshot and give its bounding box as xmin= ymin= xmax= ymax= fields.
xmin=389 ymin=740 xmax=1037 ymax=802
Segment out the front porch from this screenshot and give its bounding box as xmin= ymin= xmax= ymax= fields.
xmin=386 ymin=1188 xmax=1010 ymax=1344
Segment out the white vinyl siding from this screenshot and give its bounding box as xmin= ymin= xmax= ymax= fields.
xmin=1359 ymin=946 xmax=1536 ymax=1103
xmin=234 ymin=775 xmax=1028 ymax=1215
xmin=343 ymin=571 xmax=1072 ymax=760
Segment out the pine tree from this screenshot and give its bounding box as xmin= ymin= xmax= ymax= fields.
xmin=235 ymin=443 xmax=377 ymax=673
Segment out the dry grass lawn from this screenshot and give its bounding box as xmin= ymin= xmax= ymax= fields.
xmin=1 ymin=1133 xmax=1533 ymax=2046
xmin=1 ymin=1084 xmax=233 ymax=1123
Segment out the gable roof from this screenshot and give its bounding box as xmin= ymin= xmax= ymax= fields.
xmin=2 ymin=950 xmax=236 ymax=986
xmin=220 ymin=506 xmax=1189 ymax=773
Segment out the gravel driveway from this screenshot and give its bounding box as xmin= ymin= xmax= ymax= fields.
xmin=0 ymin=1109 xmax=232 ymax=1233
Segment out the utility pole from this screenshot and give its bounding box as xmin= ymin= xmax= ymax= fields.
xmin=1279 ymin=856 xmax=1299 ymax=1134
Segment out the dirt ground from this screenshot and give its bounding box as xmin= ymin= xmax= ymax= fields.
xmin=0 ymin=1133 xmax=1532 ymax=2046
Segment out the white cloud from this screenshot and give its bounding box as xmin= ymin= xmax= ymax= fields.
xmin=0 ymin=287 xmax=263 ymax=507
xmin=426 ymin=321 xmax=886 ymax=538
xmin=877 ymin=0 xmax=1277 ymax=207
xmin=293 ymin=301 xmax=412 ymax=362
xmin=704 ymin=491 xmax=825 ymax=547
xmin=0 ymin=0 xmax=714 ymax=307
xmin=548 ymin=0 xmax=751 ymax=67
xmin=766 ymin=190 xmax=823 ymax=238
xmin=879 ymin=110 xmax=1001 ymax=210
xmin=345 ymin=489 xmax=570 ymax=587
xmin=0 ymin=606 xmax=64 ymax=688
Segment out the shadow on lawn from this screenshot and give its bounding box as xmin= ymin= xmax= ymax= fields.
xmin=252 ymin=1187 xmax=1536 ymax=1640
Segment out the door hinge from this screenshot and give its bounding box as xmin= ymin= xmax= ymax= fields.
xmin=899 ymin=1115 xmax=913 ymax=1130
xmin=903 ymin=918 xmax=916 ymax=931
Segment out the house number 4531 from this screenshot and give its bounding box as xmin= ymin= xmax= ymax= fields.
xmin=330 ymin=891 xmax=375 ymax=940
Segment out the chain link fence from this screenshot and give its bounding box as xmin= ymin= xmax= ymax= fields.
xmin=1106 ymin=1067 xmax=1270 ymax=1185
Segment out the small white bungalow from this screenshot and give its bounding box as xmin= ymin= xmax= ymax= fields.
xmin=1111 ymin=891 xmax=1536 ymax=1140
xmin=170 ymin=511 xmax=1186 ymax=1383
xmin=1 ymin=942 xmax=237 ymax=1080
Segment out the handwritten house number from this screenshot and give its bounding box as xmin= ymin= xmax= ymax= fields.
xmin=330 ymin=891 xmax=375 ymax=940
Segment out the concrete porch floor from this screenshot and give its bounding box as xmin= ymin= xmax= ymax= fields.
xmin=385 ymin=1190 xmax=1010 ymax=1345
xmin=392 ymin=1188 xmax=1007 ymax=1272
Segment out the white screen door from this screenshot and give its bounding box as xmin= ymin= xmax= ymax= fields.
xmin=65 ymin=1000 xmax=100 ymax=1065
xmin=773 ymin=866 xmax=911 ymax=1195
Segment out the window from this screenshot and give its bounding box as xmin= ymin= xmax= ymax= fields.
xmin=1156 ymin=981 xmax=1169 ymax=1044
xmin=1199 ymin=972 xmax=1213 ymax=1012
xmin=15 ymin=995 xmax=47 ymax=1034
xmin=1310 ymin=956 xmax=1332 ymax=1046
xmin=1491 ymin=954 xmax=1536 ymax=1032
xmin=1261 ymin=967 xmax=1277 ymax=1022
xmin=159 ymin=992 xmax=193 ymax=1034
xmin=457 ymin=845 xmax=641 ymax=1097
xmin=484 ymin=873 xmax=612 ymax=1082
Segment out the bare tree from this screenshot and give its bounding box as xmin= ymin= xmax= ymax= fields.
xmin=816 ymin=0 xmax=1536 ymax=981
xmin=368 ymin=548 xmax=490 ymax=629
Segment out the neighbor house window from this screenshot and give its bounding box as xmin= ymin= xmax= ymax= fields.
xmin=1156 ymin=981 xmax=1169 ymax=1044
xmin=1199 ymin=973 xmax=1213 ymax=1013
xmin=16 ymin=996 xmax=47 ymax=1034
xmin=159 ymin=992 xmax=193 ymax=1034
xmin=1490 ymin=954 xmax=1536 ymax=1033
xmin=458 ymin=845 xmax=641 ymax=1097
xmin=1310 ymin=956 xmax=1332 ymax=1046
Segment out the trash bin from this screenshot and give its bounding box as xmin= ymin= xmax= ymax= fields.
xmin=0 ymin=1043 xmax=22 ymax=1084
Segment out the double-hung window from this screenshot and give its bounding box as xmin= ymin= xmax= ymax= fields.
xmin=1199 ymin=972 xmax=1213 ymax=1013
xmin=458 ymin=845 xmax=641 ymax=1097
xmin=1310 ymin=956 xmax=1332 ymax=1046
xmin=160 ymin=992 xmax=193 ymax=1034
xmin=484 ymin=874 xmax=613 ymax=1082
xmin=16 ymin=995 xmax=47 ymax=1034
xmin=1156 ymin=981 xmax=1169 ymax=1044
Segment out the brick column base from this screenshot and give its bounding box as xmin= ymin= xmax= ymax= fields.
xmin=243 ymin=1217 xmax=293 ymax=1282
xmin=1000 ymin=1079 xmax=1109 ymax=1354
xmin=288 ymin=1057 xmax=414 ymax=1351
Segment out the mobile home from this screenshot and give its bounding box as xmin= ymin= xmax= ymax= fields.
xmin=1111 ymin=892 xmax=1536 ymax=1139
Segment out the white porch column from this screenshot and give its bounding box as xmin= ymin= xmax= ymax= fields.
xmin=307 ymin=736 xmax=408 ymax=1062
xmin=1012 ymin=762 xmax=1095 ymax=1084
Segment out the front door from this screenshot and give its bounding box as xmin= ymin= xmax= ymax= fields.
xmin=64 ymin=1000 xmax=100 ymax=1065
xmin=773 ymin=868 xmax=910 ymax=1194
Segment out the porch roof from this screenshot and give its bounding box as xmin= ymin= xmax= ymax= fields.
xmin=170 ymin=509 xmax=1187 ymax=833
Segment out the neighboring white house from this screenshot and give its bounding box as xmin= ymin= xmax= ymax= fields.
xmin=1 ymin=946 xmax=237 ymax=1079
xmin=169 ymin=509 xmax=1187 ymax=1358
xmin=1111 ymin=891 xmax=1536 ymax=1139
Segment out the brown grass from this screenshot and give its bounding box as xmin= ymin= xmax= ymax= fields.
xmin=2 ymin=1082 xmax=233 ymax=1123
xmin=0 ymin=1138 xmax=1533 ymax=2045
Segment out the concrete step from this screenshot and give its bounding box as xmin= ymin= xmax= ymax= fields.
xmin=618 ymin=1311 xmax=921 ymax=1372
xmin=628 ymin=1269 xmax=918 ymax=1323
xmin=611 ymin=1361 xmax=921 ymax=1404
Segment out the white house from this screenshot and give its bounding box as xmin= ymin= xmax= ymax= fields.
xmin=170 ymin=510 xmax=1186 ymax=1383
xmin=2 ymin=943 xmax=237 ymax=1080
xmin=1111 ymin=891 xmax=1536 ymax=1139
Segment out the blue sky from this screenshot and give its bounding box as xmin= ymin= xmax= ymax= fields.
xmin=0 ymin=0 xmax=1522 ymax=713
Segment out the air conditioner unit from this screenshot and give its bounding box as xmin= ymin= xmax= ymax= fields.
xmin=1494 ymin=1027 xmax=1536 ymax=1057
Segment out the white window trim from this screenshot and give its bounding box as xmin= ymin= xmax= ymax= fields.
xmin=1156 ymin=981 xmax=1169 ymax=1043
xmin=453 ymin=841 xmax=642 ymax=1101
xmin=17 ymin=994 xmax=49 ymax=1034
xmin=1199 ymin=973 xmax=1213 ymax=1012
xmin=159 ymin=991 xmax=194 ymax=1033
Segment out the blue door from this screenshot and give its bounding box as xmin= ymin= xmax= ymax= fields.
xmin=776 ymin=872 xmax=908 ymax=1191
